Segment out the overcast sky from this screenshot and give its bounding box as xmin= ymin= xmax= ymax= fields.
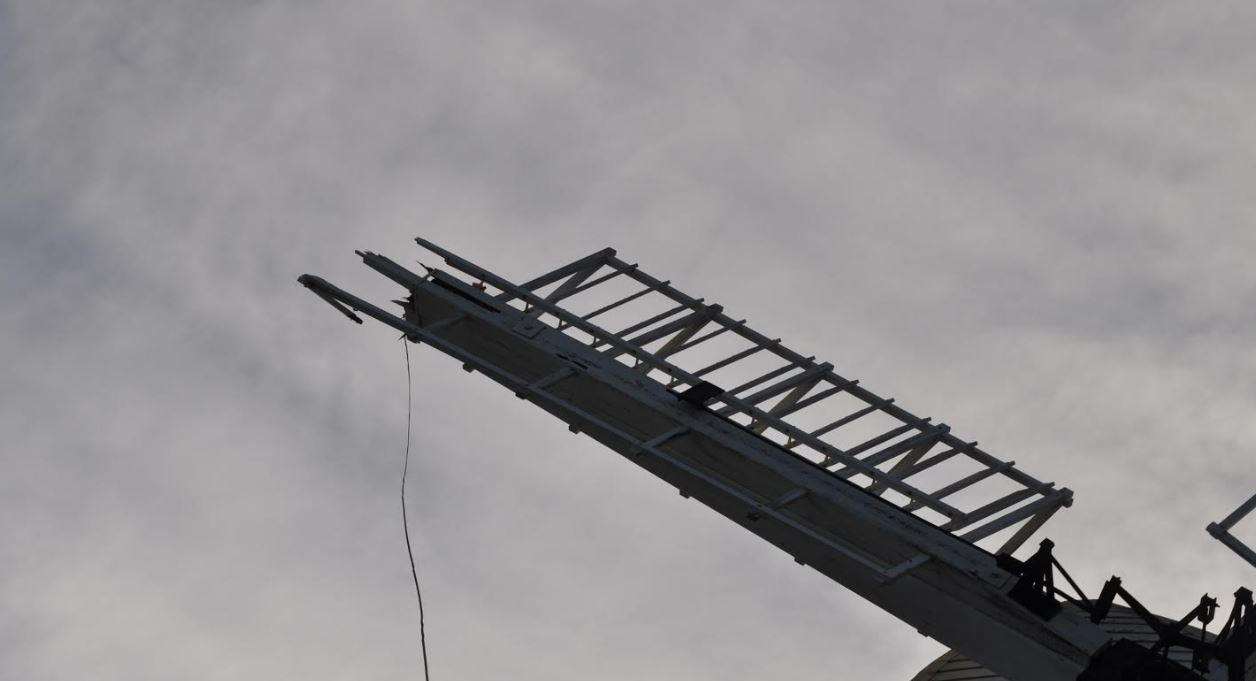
xmin=3 ymin=2 xmax=1255 ymax=680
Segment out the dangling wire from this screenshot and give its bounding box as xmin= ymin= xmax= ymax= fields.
xmin=401 ymin=339 xmax=432 ymax=681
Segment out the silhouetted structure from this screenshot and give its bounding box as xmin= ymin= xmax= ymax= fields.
xmin=1211 ymin=495 xmax=1256 ymax=570
xmin=301 ymin=241 xmax=1253 ymax=681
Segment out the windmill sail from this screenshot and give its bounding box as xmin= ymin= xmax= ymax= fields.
xmin=299 ymin=240 xmax=1158 ymax=681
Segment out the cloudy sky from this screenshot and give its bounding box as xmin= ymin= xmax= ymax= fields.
xmin=3 ymin=2 xmax=1255 ymax=679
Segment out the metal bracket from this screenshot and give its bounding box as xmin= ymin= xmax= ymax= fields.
xmin=996 ymin=539 xmax=1064 ymax=620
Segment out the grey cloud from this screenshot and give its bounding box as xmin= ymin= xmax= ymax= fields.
xmin=3 ymin=2 xmax=1255 ymax=680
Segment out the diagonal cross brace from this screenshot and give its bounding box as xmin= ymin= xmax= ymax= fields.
xmin=499 ymin=247 xmax=617 ymax=302
xmin=862 ymin=425 xmax=951 ymax=495
xmin=603 ymin=304 xmax=723 ymax=362
xmin=721 ymin=363 xmax=834 ymax=415
xmin=634 ymin=306 xmax=722 ymax=369
xmin=748 ymin=372 xmax=827 ymax=434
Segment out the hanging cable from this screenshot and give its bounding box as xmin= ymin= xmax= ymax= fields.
xmin=401 ymin=340 xmax=431 ymax=681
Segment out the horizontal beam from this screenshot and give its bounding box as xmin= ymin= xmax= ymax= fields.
xmin=693 ymin=339 xmax=781 ymax=378
xmin=563 ymin=285 xmax=657 ymax=328
xmin=797 ymin=401 xmax=888 ymax=445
